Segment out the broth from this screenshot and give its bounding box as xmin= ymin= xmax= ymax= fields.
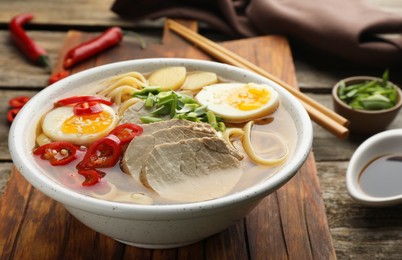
xmin=33 ymin=68 xmax=298 ymax=205
xmin=359 ymin=154 xmax=402 ymax=197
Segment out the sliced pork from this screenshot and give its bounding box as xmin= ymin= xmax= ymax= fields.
xmin=121 ymin=122 xmax=218 ymax=180
xmin=140 ymin=137 xmax=242 ymax=202
xmin=121 ymin=119 xmax=244 ymax=202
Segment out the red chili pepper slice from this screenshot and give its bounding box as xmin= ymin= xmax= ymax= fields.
xmin=109 ymin=123 xmax=143 ymax=145
xmin=77 ymin=135 xmax=122 ymax=169
xmin=33 ymin=141 xmax=77 ymax=166
xmin=63 ymin=27 xmax=123 ymax=69
xmin=73 ymin=101 xmax=104 ymax=116
xmin=78 ymin=169 xmax=106 ymax=186
xmin=7 ymin=108 xmax=21 ymax=123
xmin=49 ymin=70 xmax=70 ymax=85
xmin=9 ymin=14 xmax=51 ymax=70
xmin=55 ymin=95 xmax=113 ymax=107
xmin=9 ymin=96 xmax=30 ymax=108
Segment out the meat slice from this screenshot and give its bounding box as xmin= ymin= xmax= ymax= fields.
xmin=140 ymin=119 xmax=196 ymax=135
xmin=121 ymin=135 xmax=156 ymax=181
xmin=121 ymin=122 xmax=218 ymax=181
xmin=152 ymin=125 xmax=216 ymax=140
xmin=120 ymin=117 xmax=244 ymax=202
xmin=141 ymin=120 xmax=243 ymax=160
xmin=140 ymin=137 xmax=242 ymax=202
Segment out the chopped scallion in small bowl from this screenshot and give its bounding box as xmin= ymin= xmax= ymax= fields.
xmin=332 ymin=71 xmax=402 ymax=135
xmin=337 ymin=70 xmax=398 ymax=111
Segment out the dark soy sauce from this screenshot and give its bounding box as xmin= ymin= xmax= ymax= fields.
xmin=359 ymin=154 xmax=402 ymax=197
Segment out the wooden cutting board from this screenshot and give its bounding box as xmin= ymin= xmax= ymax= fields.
xmin=0 ymin=20 xmax=336 ymax=259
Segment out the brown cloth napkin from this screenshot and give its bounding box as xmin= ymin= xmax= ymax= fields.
xmin=111 ymin=0 xmax=402 ymax=66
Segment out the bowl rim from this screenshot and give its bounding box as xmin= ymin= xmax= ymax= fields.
xmin=332 ymin=76 xmax=402 ymax=114
xmin=9 ymin=58 xmax=313 ymax=218
xmin=346 ymin=129 xmax=402 ymax=206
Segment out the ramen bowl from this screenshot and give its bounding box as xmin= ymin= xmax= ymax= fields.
xmin=9 ymin=58 xmax=313 ymax=248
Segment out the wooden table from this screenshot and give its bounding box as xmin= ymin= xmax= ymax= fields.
xmin=1 ymin=1 xmax=402 ymax=259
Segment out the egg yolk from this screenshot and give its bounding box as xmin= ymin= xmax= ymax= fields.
xmin=61 ymin=110 xmax=114 ymax=135
xmin=227 ymin=84 xmax=270 ymax=111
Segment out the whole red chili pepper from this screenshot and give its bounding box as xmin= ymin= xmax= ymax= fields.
xmin=9 ymin=13 xmax=51 ymax=70
xmin=63 ymin=27 xmax=123 ymax=69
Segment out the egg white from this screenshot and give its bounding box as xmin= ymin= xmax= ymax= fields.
xmin=195 ymin=83 xmax=280 ymax=123
xmin=42 ymin=104 xmax=118 ymax=145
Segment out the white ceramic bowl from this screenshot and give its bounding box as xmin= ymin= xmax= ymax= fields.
xmin=347 ymin=129 xmax=402 ymax=206
xmin=9 ymin=58 xmax=313 ymax=248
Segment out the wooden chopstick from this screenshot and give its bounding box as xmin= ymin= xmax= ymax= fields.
xmin=166 ymin=19 xmax=349 ymax=139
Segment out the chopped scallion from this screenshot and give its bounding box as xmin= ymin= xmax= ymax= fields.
xmin=140 ymin=116 xmax=163 ymax=123
xmin=337 ymin=70 xmax=398 ymax=110
xmin=145 ymin=93 xmax=155 ymax=108
xmin=135 ymin=89 xmax=226 ymax=130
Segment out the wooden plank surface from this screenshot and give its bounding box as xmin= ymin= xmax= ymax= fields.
xmin=2 ymin=72 xmax=402 ymax=258
xmin=0 ymin=21 xmax=336 ymax=259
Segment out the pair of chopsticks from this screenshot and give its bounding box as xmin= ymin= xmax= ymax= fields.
xmin=166 ymin=19 xmax=350 ymax=139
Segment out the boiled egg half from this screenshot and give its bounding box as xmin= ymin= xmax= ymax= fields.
xmin=42 ymin=104 xmax=118 ymax=145
xmin=196 ymin=82 xmax=280 ymax=123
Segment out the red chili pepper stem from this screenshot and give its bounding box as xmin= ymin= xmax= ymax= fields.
xmin=9 ymin=13 xmax=52 ymax=71
xmin=37 ymin=55 xmax=52 ymax=72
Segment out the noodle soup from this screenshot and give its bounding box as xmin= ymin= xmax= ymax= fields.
xmin=32 ymin=66 xmax=297 ymax=205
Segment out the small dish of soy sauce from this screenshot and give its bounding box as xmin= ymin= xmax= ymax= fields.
xmin=347 ymin=129 xmax=402 ymax=206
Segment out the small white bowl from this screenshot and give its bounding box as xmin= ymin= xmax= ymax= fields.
xmin=347 ymin=129 xmax=402 ymax=206
xmin=9 ymin=58 xmax=313 ymax=248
